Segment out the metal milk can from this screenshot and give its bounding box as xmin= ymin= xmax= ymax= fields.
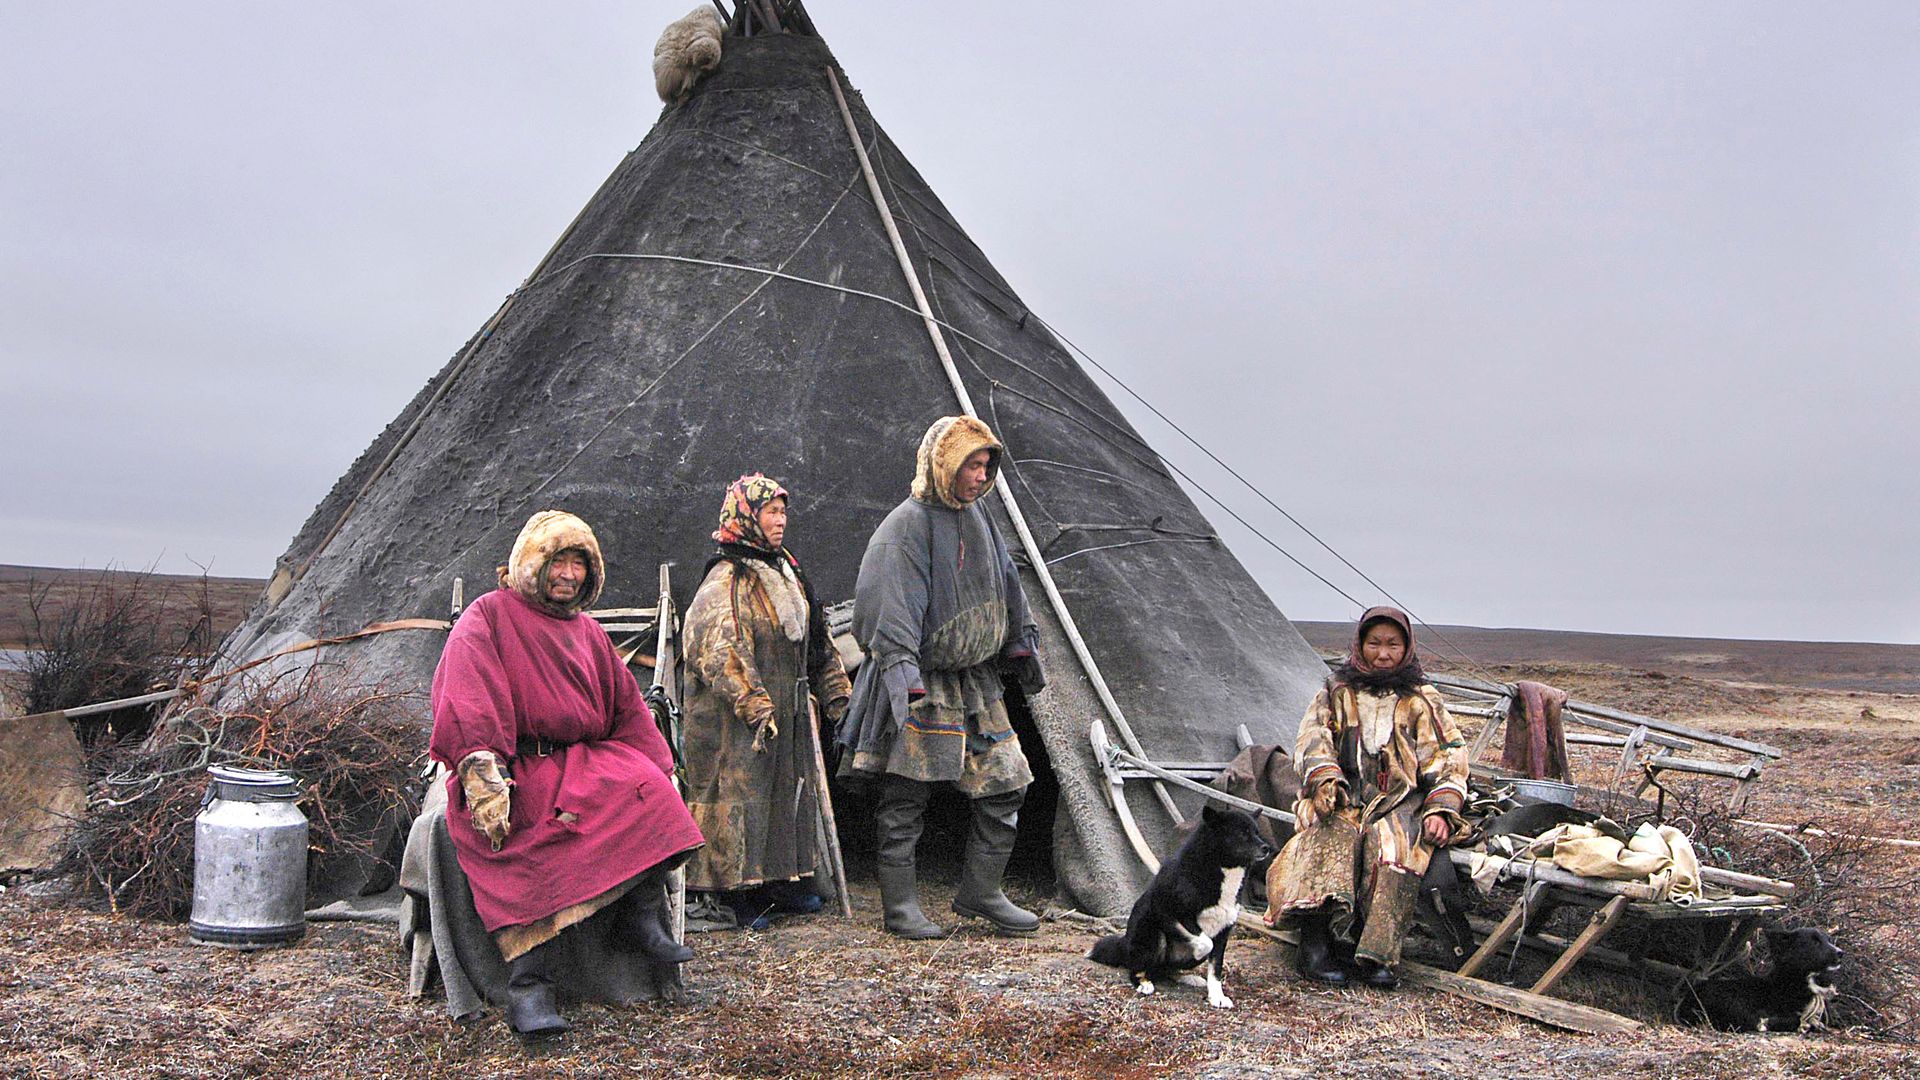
xmin=188 ymin=765 xmax=309 ymax=948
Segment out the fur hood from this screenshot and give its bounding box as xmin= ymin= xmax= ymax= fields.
xmin=496 ymin=510 xmax=605 ymax=617
xmin=910 ymin=415 xmax=1003 ymax=510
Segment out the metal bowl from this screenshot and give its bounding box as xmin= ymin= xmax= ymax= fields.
xmin=1500 ymin=776 xmax=1577 ymax=806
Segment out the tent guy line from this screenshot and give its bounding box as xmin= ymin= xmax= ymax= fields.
xmin=520 ymin=245 xmax=1496 ymax=679
xmin=1030 ymin=309 xmax=1497 ymax=682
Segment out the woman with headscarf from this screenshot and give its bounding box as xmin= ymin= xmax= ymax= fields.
xmin=681 ymin=474 xmax=853 ymax=929
xmin=1263 ymin=607 xmax=1471 ymax=989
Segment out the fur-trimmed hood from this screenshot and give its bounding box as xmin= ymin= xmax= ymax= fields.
xmin=496 ymin=510 xmax=605 ymax=617
xmin=910 ymin=415 xmax=1003 ymax=510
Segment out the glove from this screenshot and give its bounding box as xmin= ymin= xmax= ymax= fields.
xmin=1309 ymin=776 xmax=1350 ymax=819
xmin=822 ymin=694 xmax=850 ymax=729
xmin=459 ymin=751 xmax=513 ymax=852
xmin=742 ymin=694 xmax=779 ymax=753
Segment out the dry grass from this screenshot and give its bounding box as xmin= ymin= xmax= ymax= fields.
xmin=59 ymin=666 xmax=422 ymax=920
xmin=14 ymin=566 xmax=205 ymax=747
xmin=6 ymin=639 xmax=1920 ymax=1075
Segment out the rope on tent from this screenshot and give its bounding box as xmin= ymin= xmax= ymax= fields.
xmin=1029 ymin=311 xmax=1497 ymax=680
xmin=825 ymin=64 xmax=1186 ymax=828
xmin=1044 ymin=537 xmax=1218 ymax=567
xmin=282 ymin=153 xmax=639 ymax=599
xmin=530 ymin=245 xmax=1391 ymax=625
xmin=860 ymin=157 xmax=1494 ymax=678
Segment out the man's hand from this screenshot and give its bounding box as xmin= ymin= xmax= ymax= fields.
xmin=459 ymin=751 xmax=514 ymax=852
xmin=822 ymin=695 xmax=850 ymax=729
xmin=1422 ymin=813 xmax=1453 ymax=846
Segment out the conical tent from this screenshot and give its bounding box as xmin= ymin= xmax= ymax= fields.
xmin=222 ymin=25 xmax=1331 ymax=915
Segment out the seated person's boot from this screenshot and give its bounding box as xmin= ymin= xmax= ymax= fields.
xmin=619 ymin=874 xmax=696 ymax=963
xmin=505 ymin=942 xmax=570 ymax=1037
xmin=1293 ymin=910 xmax=1349 ymax=986
xmin=1354 ymin=956 xmax=1399 ymax=989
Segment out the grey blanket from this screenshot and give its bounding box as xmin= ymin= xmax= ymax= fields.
xmin=397 ymin=775 xmax=679 ymax=1020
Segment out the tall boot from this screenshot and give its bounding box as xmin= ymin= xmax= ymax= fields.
xmin=952 ymin=787 xmax=1040 ymax=935
xmin=617 ymin=869 xmax=695 ymax=964
xmin=1293 ymin=908 xmax=1349 ymax=986
xmin=505 ymin=941 xmax=570 ymax=1037
xmin=875 ymin=775 xmax=944 ymax=939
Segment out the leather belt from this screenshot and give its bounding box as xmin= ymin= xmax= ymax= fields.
xmin=516 ymin=736 xmax=569 ymax=758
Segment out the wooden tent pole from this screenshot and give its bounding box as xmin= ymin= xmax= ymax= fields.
xmin=651 ymin=563 xmax=690 ymax=944
xmin=825 ymin=66 xmax=1184 ymax=828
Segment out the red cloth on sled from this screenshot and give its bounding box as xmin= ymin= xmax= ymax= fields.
xmin=1500 ymin=679 xmax=1570 ymax=782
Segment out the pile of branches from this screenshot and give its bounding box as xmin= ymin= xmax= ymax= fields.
xmin=19 ymin=567 xmax=214 ymax=746
xmin=62 ymin=665 xmax=423 ymax=921
xmin=1672 ymin=789 xmax=1920 ymax=1041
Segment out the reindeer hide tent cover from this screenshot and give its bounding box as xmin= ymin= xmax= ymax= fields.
xmin=219 ymin=24 xmax=1330 ymax=916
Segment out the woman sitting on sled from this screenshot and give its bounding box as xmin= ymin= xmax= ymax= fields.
xmin=1264 ymin=607 xmax=1471 ymax=988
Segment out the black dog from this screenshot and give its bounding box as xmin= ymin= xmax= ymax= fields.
xmin=1088 ymin=804 xmax=1273 ymax=1009
xmin=1683 ymin=927 xmax=1844 ymax=1033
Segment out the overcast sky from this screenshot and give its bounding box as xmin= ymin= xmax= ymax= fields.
xmin=3 ymin=3 xmax=1915 ymax=644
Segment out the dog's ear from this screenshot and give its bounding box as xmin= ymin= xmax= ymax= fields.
xmin=1202 ymin=803 xmax=1223 ymax=822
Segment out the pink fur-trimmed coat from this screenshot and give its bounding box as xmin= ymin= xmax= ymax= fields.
xmin=429 ymin=588 xmax=703 ymax=930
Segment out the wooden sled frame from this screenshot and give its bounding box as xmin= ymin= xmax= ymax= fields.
xmin=1086 ymin=718 xmax=1797 ymax=1034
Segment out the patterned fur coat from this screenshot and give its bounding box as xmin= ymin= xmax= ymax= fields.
xmin=681 ymin=554 xmax=851 ymax=891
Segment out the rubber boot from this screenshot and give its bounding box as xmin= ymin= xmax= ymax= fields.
xmin=766 ymin=879 xmax=823 ymax=915
xmin=951 ymin=787 xmax=1040 ymax=935
xmin=618 ymin=871 xmax=695 ymax=964
xmin=721 ymin=886 xmax=773 ymax=931
xmin=505 ymin=942 xmax=570 ymax=1037
xmin=875 ymin=775 xmax=944 ymax=939
xmin=1294 ymin=909 xmax=1349 ymax=987
xmin=1354 ymin=957 xmax=1399 ymax=990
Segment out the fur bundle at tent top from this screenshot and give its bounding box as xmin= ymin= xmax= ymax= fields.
xmin=218 ymin=7 xmax=1331 ymax=916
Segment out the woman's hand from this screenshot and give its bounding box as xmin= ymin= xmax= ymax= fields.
xmin=1309 ymin=776 xmax=1349 ymax=819
xmin=1421 ymin=812 xmax=1452 ymax=846
xmin=459 ymin=751 xmax=514 ymax=852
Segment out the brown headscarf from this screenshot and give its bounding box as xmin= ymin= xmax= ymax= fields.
xmin=1332 ymin=605 xmax=1427 ymax=694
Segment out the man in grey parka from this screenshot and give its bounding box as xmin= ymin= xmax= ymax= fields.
xmin=838 ymin=416 xmax=1045 ymax=937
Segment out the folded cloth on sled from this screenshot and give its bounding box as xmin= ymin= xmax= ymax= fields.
xmin=1466 ymin=822 xmax=1706 ymax=904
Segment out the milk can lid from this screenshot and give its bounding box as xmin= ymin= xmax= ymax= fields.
xmin=207 ymin=764 xmax=300 ymax=800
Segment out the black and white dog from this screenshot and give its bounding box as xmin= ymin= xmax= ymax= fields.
xmin=1088 ymin=804 xmax=1273 ymax=1009
xmin=1683 ymin=926 xmax=1845 ymax=1033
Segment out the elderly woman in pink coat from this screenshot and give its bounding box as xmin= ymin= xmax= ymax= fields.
xmin=429 ymin=510 xmax=704 ymax=1036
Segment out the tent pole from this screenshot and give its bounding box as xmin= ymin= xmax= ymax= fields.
xmin=825 ymin=66 xmax=1184 ymax=829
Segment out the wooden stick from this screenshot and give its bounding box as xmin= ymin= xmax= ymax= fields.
xmin=1530 ymin=894 xmax=1630 ymax=995
xmin=651 ymin=563 xmax=688 ymax=944
xmin=808 ymin=701 xmax=853 ymax=918
xmin=1737 ymin=818 xmax=1920 ymax=851
xmin=1108 ymin=742 xmax=1294 ymax=825
xmin=1239 ymin=915 xmax=1642 ymax=1035
xmin=1402 ymin=960 xmax=1644 ymax=1034
xmin=1458 ymin=880 xmax=1547 ymax=979
xmin=1465 ymin=914 xmax=1692 ymax=982
xmin=1427 ymin=673 xmax=1781 ymax=758
xmin=1090 ymin=720 xmax=1162 ymax=873
xmin=1697 ymin=864 xmax=1796 ymax=899
xmin=824 ymin=63 xmax=1184 ymax=830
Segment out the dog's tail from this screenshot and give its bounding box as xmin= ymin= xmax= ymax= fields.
xmin=1086 ymin=933 xmax=1129 ymax=968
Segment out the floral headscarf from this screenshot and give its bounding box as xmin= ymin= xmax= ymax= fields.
xmin=711 ymin=473 xmax=790 ymax=551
